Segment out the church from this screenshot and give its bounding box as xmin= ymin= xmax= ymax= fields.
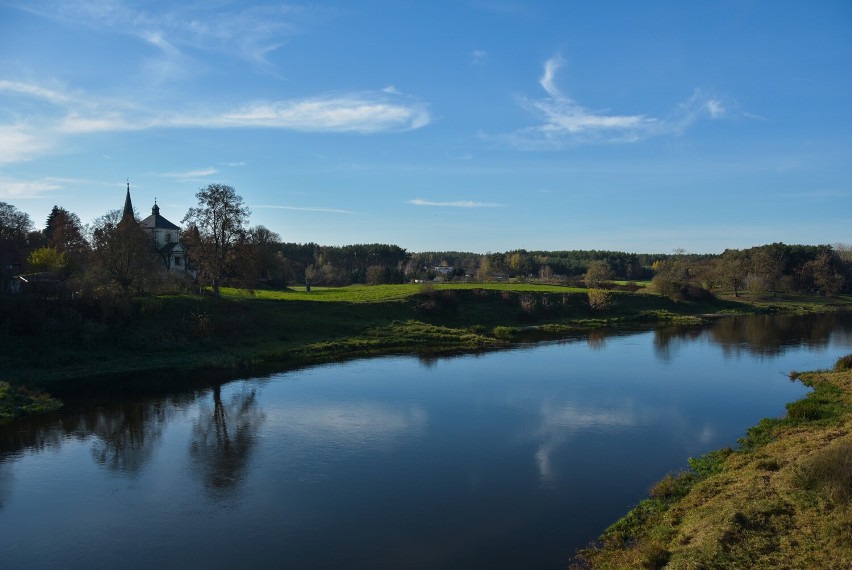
xmin=122 ymin=183 xmax=192 ymax=274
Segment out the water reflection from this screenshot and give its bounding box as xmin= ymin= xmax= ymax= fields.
xmin=650 ymin=313 xmax=852 ymax=360
xmin=709 ymin=314 xmax=841 ymax=356
xmin=0 ymin=461 xmax=11 ymax=510
xmin=586 ymin=330 xmax=607 ymax=351
xmin=532 ymin=401 xmax=636 ymax=485
xmin=190 ymin=384 xmax=265 ymax=498
xmin=83 ymin=403 xmax=169 ymax=473
xmin=266 ymin=402 xmax=427 ymax=448
xmin=0 ymin=313 xmax=850 ymax=569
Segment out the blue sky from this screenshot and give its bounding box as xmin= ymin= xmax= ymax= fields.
xmin=1 ymin=1 xmax=850 ymax=254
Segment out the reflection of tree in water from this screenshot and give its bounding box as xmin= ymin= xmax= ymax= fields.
xmin=710 ymin=314 xmax=841 ymax=357
xmin=650 ymin=314 xmax=850 ymax=360
xmin=79 ymin=402 xmax=170 ymax=473
xmin=0 ymin=394 xmax=193 ymax=476
xmin=653 ymin=324 xmax=705 ymax=361
xmin=189 ymin=384 xmax=265 ymax=498
xmin=417 ymin=353 xmax=439 ymax=368
xmin=0 ymin=460 xmax=12 ymax=510
xmin=587 ymin=330 xmax=607 ymax=351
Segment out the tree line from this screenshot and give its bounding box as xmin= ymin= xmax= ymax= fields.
xmin=2 ymin=184 xmax=850 ymax=300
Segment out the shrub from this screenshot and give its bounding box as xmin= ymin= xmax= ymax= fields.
xmin=834 ymin=354 xmax=852 ymax=372
xmin=0 ymin=381 xmax=62 ymax=420
xmin=738 ymin=418 xmax=781 ymax=452
xmin=492 ymin=326 xmax=515 ymax=340
xmin=648 ymin=471 xmax=695 ymax=500
xmin=786 ymin=399 xmax=824 ymax=421
xmin=587 ymin=289 xmax=613 ymax=311
xmin=793 ymin=440 xmax=852 ymax=503
xmin=688 ymin=448 xmax=733 ymax=478
xmin=519 ymin=294 xmax=537 ymax=315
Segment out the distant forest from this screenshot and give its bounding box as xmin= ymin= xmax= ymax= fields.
xmin=2 ymin=198 xmax=850 ymax=301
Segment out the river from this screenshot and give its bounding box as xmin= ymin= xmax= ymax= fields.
xmin=1 ymin=314 xmax=851 ymax=569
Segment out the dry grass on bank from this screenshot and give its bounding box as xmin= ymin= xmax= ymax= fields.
xmin=574 ymin=355 xmax=852 ymax=569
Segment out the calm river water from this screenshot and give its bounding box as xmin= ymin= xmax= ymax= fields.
xmin=2 ymin=314 xmax=851 ymax=569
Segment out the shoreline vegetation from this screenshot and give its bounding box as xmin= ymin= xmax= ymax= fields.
xmin=2 ymin=282 xmax=851 ymax=412
xmin=572 ymin=354 xmax=852 ymax=569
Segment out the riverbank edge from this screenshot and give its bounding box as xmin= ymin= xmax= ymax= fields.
xmin=571 ymin=354 xmax=852 ymax=569
xmin=3 ymin=288 xmax=851 ymax=417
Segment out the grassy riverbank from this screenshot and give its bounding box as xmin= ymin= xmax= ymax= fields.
xmin=2 ymin=284 xmax=851 ymax=391
xmin=572 ymin=354 xmax=852 ymax=569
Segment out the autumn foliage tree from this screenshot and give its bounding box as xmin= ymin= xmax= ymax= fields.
xmin=182 ymin=184 xmax=250 ymax=297
xmin=91 ymin=209 xmax=160 ymax=295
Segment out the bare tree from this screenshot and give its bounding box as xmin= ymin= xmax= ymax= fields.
xmin=90 ymin=209 xmax=160 ymax=295
xmin=583 ymin=260 xmax=614 ymax=289
xmin=182 ymin=184 xmax=250 ymax=297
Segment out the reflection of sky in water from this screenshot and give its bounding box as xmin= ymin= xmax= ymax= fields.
xmin=265 ymin=402 xmax=428 ymax=446
xmin=1 ymin=315 xmax=851 ymax=569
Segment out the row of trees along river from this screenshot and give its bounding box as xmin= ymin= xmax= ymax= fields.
xmin=1 ymin=184 xmax=851 ymax=302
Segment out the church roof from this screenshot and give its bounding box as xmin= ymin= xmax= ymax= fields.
xmin=139 ymin=202 xmax=180 ymax=231
xmin=122 ymin=182 xmax=135 ymax=221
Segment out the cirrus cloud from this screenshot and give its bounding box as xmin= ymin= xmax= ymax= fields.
xmin=408 ymin=198 xmax=504 ymax=208
xmin=0 ymin=79 xmax=431 ymax=163
xmin=504 ymin=54 xmax=727 ymax=148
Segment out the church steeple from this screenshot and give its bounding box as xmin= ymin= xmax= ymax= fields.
xmin=152 ymin=198 xmax=160 ymax=216
xmin=122 ymin=180 xmax=135 ymax=221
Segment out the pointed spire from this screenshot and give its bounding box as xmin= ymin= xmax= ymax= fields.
xmin=122 ymin=180 xmax=135 ymax=221
xmin=152 ymin=198 xmax=160 ymax=216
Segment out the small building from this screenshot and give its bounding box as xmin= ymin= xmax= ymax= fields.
xmin=139 ymin=202 xmax=190 ymax=271
xmin=14 ymin=272 xmax=65 ymax=298
xmin=123 ymin=184 xmax=193 ymax=275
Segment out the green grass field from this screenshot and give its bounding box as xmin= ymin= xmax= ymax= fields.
xmin=219 ymin=282 xmax=588 ymax=303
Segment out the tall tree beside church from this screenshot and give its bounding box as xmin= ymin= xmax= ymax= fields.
xmin=0 ymin=201 xmax=33 ymax=248
xmin=182 ymin=184 xmax=250 ymax=297
xmin=44 ymin=206 xmax=87 ymax=254
xmin=91 ymin=209 xmax=160 ymax=295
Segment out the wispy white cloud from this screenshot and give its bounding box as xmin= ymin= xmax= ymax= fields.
xmin=408 ymin=198 xmax=504 ymax=208
xmin=253 ymin=205 xmax=355 ymax=214
xmin=204 ymin=94 xmax=430 ymax=133
xmin=0 ymin=79 xmax=72 ymax=105
xmin=0 ymin=125 xmax=55 ymax=164
xmin=10 ymin=1 xmax=309 ymax=66
xmin=157 ymin=168 xmax=219 ymax=180
xmin=0 ymin=177 xmax=62 ymax=199
xmin=505 ymin=54 xmax=727 ymax=148
xmin=471 ymin=49 xmax=488 ymax=64
xmin=0 ymin=80 xmax=431 ymax=162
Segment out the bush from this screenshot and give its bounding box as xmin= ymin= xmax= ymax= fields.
xmin=648 ymin=471 xmax=695 ymax=500
xmin=519 ymin=294 xmax=537 ymax=315
xmin=587 ymin=289 xmax=613 ymax=311
xmin=786 ymin=399 xmax=824 ymax=421
xmin=0 ymin=381 xmax=62 ymax=420
xmin=688 ymin=448 xmax=733 ymax=478
xmin=834 ymin=354 xmax=852 ymax=372
xmin=793 ymin=440 xmax=852 ymax=504
xmin=492 ymin=326 xmax=515 ymax=340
